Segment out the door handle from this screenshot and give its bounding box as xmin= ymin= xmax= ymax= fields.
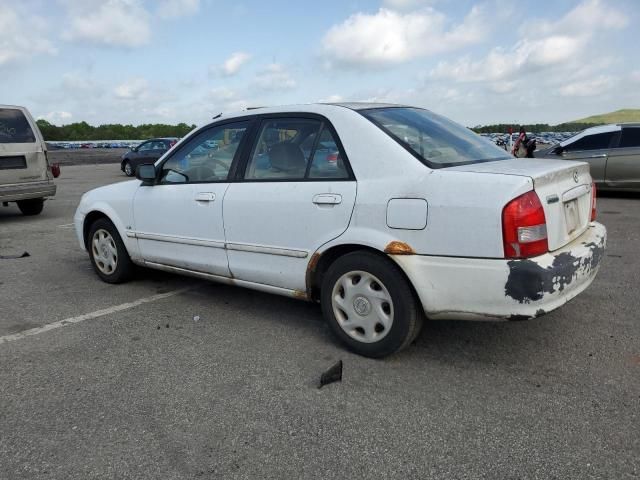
xmin=195 ymin=192 xmax=216 ymax=202
xmin=313 ymin=194 xmax=342 ymax=205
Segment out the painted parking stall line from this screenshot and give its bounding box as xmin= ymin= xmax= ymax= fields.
xmin=0 ymin=287 xmax=193 ymax=345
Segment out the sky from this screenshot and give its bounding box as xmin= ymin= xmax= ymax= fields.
xmin=1 ymin=0 xmax=638 ymax=127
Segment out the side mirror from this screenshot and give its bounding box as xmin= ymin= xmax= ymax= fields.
xmin=136 ymin=164 xmax=156 ymax=185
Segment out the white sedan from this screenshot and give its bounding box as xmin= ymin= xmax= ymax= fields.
xmin=74 ymin=103 xmax=606 ymax=357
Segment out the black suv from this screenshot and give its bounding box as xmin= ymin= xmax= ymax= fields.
xmin=121 ymin=138 xmax=178 ymax=176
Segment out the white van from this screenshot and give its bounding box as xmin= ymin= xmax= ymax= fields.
xmin=0 ymin=105 xmax=56 ymax=215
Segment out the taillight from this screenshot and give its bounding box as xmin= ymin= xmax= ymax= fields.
xmin=326 ymin=153 xmax=339 ymax=163
xmin=502 ymin=190 xmax=548 ymax=258
xmin=590 ymin=182 xmax=597 ymax=221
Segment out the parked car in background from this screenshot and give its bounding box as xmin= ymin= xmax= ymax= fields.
xmin=0 ymin=105 xmax=56 ymax=215
xmin=75 ymin=103 xmax=605 ymax=358
xmin=120 ymin=137 xmax=178 ymax=176
xmin=536 ymin=123 xmax=640 ymax=192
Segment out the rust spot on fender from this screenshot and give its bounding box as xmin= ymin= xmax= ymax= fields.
xmin=304 ymin=252 xmax=322 ymax=298
xmin=293 ymin=290 xmax=308 ymax=300
xmin=384 ymin=241 xmax=415 ymax=255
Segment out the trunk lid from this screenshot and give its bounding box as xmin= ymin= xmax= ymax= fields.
xmin=448 ymin=158 xmax=592 ymax=251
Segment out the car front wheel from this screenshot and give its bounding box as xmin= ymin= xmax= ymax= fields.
xmin=87 ymin=218 xmax=134 ymax=283
xmin=123 ymin=161 xmax=134 ymax=176
xmin=321 ymin=251 xmax=423 ymax=358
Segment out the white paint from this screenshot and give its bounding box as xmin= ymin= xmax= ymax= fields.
xmin=57 ymin=223 xmax=75 ymax=228
xmin=386 ymin=198 xmax=428 ymax=230
xmin=73 ymin=103 xmax=607 ymax=322
xmin=0 ymin=287 xmax=191 ymax=345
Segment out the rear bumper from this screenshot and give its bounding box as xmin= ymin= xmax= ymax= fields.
xmin=392 ymin=222 xmax=606 ymax=321
xmin=0 ymin=181 xmax=56 ymax=202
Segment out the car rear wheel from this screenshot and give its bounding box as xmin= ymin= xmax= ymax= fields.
xmin=123 ymin=161 xmax=134 ymax=177
xmin=17 ymin=198 xmax=44 ymax=216
xmin=321 ymin=251 xmax=423 ymax=358
xmin=87 ymin=218 xmax=134 ymax=283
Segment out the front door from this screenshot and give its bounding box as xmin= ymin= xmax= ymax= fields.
xmin=223 ymin=116 xmax=356 ymax=291
xmin=560 ymin=130 xmax=617 ymax=185
xmin=132 ymin=120 xmax=252 ymax=276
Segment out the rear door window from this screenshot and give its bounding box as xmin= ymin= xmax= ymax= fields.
xmin=244 ymin=118 xmax=322 ymax=180
xmin=0 ymin=109 xmax=36 ymax=143
xmin=619 ymin=128 xmax=640 ymax=148
xmin=566 ymin=132 xmax=615 ymax=151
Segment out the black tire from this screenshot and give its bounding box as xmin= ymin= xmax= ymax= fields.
xmin=17 ymin=198 xmax=44 ymax=216
xmin=87 ymin=218 xmax=134 ymax=284
xmin=320 ymin=251 xmax=423 ymax=358
xmin=123 ymin=161 xmax=134 ymax=177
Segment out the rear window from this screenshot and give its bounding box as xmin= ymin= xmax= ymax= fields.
xmin=619 ymin=128 xmax=640 ymax=148
xmin=361 ymin=107 xmax=510 ymax=168
xmin=0 ymin=109 xmax=36 ymax=143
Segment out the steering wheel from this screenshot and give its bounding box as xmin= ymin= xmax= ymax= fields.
xmin=187 ymin=165 xmax=218 ymax=182
xmin=205 ymin=156 xmax=229 ymax=171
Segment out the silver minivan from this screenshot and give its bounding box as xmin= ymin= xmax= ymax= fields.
xmin=0 ymin=105 xmax=56 ymax=215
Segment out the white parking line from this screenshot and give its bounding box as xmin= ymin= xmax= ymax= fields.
xmin=57 ymin=223 xmax=75 ymax=229
xmin=0 ymin=287 xmax=192 ymax=345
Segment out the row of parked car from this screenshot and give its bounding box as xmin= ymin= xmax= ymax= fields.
xmin=50 ymin=141 xmax=140 ymax=149
xmin=1 ymin=102 xmax=636 ymax=357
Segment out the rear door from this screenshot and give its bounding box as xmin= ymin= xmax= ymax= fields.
xmin=222 ymin=115 xmax=356 ymax=292
xmin=559 ymin=130 xmax=618 ymax=185
xmin=604 ymin=127 xmax=640 ymax=189
xmin=0 ymin=108 xmax=47 ymax=185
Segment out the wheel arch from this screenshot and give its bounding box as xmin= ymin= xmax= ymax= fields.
xmin=307 ymin=242 xmax=420 ymax=305
xmin=81 ymin=206 xmax=136 ymax=260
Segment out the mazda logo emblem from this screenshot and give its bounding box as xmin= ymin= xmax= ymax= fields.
xmin=573 ymin=171 xmax=579 ymax=183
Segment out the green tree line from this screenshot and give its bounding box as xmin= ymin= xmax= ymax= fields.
xmin=35 ymin=119 xmax=197 ymax=141
xmin=471 ymin=122 xmax=600 ymax=134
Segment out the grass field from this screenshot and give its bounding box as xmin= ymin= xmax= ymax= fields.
xmin=573 ymin=108 xmax=640 ymax=124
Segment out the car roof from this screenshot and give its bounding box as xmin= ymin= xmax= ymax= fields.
xmin=218 ymin=102 xmax=409 ymax=120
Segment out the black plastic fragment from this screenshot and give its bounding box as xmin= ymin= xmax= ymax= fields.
xmin=319 ymin=360 xmax=343 ymax=389
xmin=0 ymin=251 xmax=30 ymax=259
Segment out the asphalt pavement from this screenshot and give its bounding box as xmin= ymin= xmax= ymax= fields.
xmin=0 ymin=164 xmax=638 ymax=479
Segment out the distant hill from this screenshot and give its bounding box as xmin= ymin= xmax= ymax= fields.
xmin=572 ymin=109 xmax=640 ymax=124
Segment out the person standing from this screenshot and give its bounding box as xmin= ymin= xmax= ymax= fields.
xmin=512 ymin=127 xmax=535 ymax=158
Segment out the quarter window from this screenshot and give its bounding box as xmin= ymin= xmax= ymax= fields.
xmin=566 ymin=132 xmax=614 ymax=151
xmin=619 ymin=128 xmax=640 ymax=148
xmin=0 ymin=109 xmax=36 ymax=144
xmin=308 ymin=127 xmax=349 ymax=179
xmin=160 ymin=121 xmax=249 ymax=184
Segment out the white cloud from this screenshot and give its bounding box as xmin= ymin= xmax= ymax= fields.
xmin=382 ymin=0 xmax=438 ymax=10
xmin=63 ymin=0 xmax=151 ymax=48
xmin=38 ymin=111 xmax=73 ymax=124
xmin=319 ymin=94 xmax=344 ymax=103
xmin=0 ymin=2 xmax=56 ymax=66
xmin=114 ymin=78 xmax=149 ymax=100
xmin=428 ymin=0 xmax=626 ymax=101
xmin=219 ymin=52 xmax=252 ymax=76
xmin=157 ymin=0 xmax=200 ymax=18
xmin=321 ymin=5 xmax=489 ymax=68
xmin=559 ymin=76 xmax=615 ymax=97
xmin=253 ymin=63 xmax=296 ymax=91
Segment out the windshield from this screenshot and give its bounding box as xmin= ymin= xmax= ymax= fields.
xmin=361 ymin=107 xmax=511 ymax=168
